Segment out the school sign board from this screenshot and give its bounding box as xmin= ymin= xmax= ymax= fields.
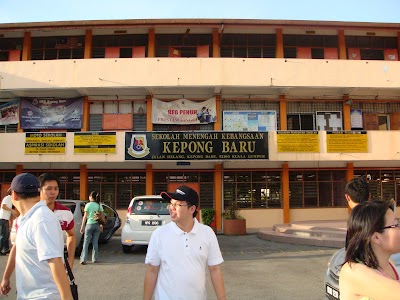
xmin=326 ymin=131 xmax=368 ymax=153
xmin=125 ymin=132 xmax=268 ymax=160
xmin=25 ymin=133 xmax=66 ymax=154
xmin=74 ymin=132 xmax=116 ymax=154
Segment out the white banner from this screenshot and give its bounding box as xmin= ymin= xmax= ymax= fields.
xmin=152 ymin=97 xmax=217 ymax=125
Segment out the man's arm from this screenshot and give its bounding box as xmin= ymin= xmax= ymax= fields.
xmin=208 ymin=264 xmax=226 ymax=300
xmin=1 ymin=204 xmax=11 ymax=211
xmin=80 ymin=212 xmax=87 ymax=234
xmin=65 ymin=228 xmax=76 ymax=269
xmin=48 ymin=257 xmax=73 ymax=300
xmin=0 ymin=245 xmax=16 ymax=296
xmin=143 ymin=264 xmax=159 ymax=300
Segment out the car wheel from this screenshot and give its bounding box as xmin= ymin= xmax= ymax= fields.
xmin=122 ymin=245 xmax=133 ymax=253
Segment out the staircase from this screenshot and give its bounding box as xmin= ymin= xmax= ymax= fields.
xmin=258 ymin=220 xmax=347 ymax=248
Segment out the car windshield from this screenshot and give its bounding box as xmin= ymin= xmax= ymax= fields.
xmin=58 ymin=201 xmax=76 ymax=213
xmin=132 ymin=199 xmax=170 ymax=215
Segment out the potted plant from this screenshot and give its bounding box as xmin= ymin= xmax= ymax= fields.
xmin=223 ymin=201 xmax=246 ymax=235
xmin=201 ymin=208 xmax=216 ymax=232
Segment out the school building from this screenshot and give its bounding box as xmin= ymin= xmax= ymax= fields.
xmin=0 ymin=18 xmax=400 ymax=230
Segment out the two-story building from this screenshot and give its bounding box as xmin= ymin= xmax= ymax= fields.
xmin=1 ymin=18 xmax=399 ymax=230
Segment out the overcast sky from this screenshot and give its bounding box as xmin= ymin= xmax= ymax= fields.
xmin=0 ymin=0 xmax=399 ymax=24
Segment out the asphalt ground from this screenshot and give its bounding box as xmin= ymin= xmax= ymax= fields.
xmin=0 ymin=233 xmax=337 ymax=300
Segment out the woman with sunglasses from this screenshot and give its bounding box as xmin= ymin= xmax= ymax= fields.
xmin=339 ymin=200 xmax=400 ymax=299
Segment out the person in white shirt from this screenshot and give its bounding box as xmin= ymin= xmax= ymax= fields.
xmin=0 ymin=191 xmax=17 ymax=255
xmin=144 ymin=185 xmax=226 ymax=300
xmin=0 ymin=173 xmax=72 ymax=299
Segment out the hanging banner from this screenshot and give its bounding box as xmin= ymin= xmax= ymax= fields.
xmin=0 ymin=99 xmax=19 ymax=125
xmin=125 ymin=131 xmax=268 ymax=160
xmin=20 ymin=97 xmax=83 ymax=129
xmin=152 ymin=97 xmax=216 ymax=124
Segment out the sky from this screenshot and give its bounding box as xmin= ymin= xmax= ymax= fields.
xmin=0 ymin=0 xmax=399 ymax=24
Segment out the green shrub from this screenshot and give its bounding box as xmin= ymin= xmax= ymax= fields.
xmin=224 ymin=201 xmax=244 ymax=220
xmin=201 ymin=208 xmax=215 ymax=226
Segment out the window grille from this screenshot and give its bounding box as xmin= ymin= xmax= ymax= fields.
xmin=289 ymin=170 xmax=346 ymax=208
xmin=223 ymin=170 xmax=282 ymax=209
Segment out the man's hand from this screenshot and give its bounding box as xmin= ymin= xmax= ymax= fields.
xmin=11 ymin=209 xmax=19 ymax=218
xmin=0 ymin=278 xmax=11 ymax=296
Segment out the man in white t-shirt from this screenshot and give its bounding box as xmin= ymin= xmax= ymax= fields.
xmin=0 ymin=192 xmax=17 ymax=255
xmin=144 ymin=185 xmax=226 ymax=300
xmin=0 ymin=173 xmax=72 ymax=299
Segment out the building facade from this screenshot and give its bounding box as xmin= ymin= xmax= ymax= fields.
xmin=0 ymin=19 xmax=400 ymax=230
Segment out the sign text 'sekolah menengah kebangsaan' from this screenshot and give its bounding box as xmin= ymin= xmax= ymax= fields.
xmin=125 ymin=132 xmax=268 ymax=160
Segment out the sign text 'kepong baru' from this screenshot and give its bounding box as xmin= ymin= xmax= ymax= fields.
xmin=125 ymin=132 xmax=269 ymax=160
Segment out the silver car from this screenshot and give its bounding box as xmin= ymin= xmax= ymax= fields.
xmin=11 ymin=199 xmax=121 ymax=255
xmin=325 ymin=248 xmax=400 ymax=300
xmin=121 ymin=195 xmax=171 ymax=253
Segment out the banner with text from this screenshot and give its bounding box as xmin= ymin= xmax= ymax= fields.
xmin=0 ymin=99 xmax=19 ymax=125
xmin=25 ymin=133 xmax=66 ymax=154
xmin=74 ymin=132 xmax=117 ymax=154
xmin=20 ymin=97 xmax=83 ymax=129
xmin=326 ymin=131 xmax=368 ymax=153
xmin=152 ymin=97 xmax=216 ymax=124
xmin=277 ymin=131 xmax=319 ymax=152
xmin=125 ymin=131 xmax=268 ymax=160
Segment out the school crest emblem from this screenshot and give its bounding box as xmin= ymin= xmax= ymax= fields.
xmin=127 ymin=135 xmax=150 ymax=158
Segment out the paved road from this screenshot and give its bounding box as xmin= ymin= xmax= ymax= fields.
xmin=0 ymin=233 xmax=337 ymax=300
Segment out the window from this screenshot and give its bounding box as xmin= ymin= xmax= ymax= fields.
xmin=287 ymin=114 xmax=315 ymax=130
xmin=153 ymin=171 xmax=214 ymax=208
xmin=345 ymin=36 xmax=397 ymax=60
xmin=0 ymin=124 xmax=18 ymax=133
xmin=89 ymin=101 xmax=147 ymax=131
xmin=31 ymin=36 xmax=85 ymax=60
xmin=155 ymin=34 xmax=212 ymax=58
xmin=283 ymin=35 xmax=338 ymax=59
xmin=92 ymin=34 xmax=148 ymax=58
xmin=355 ymin=169 xmax=399 ymax=204
xmin=88 ymin=171 xmax=146 ymax=208
xmin=24 ymin=171 xmax=80 ymax=200
xmin=223 ymin=171 xmax=282 ymax=209
xmin=289 ymin=170 xmax=346 ymax=208
xmin=220 ymin=34 xmax=276 ymax=58
xmin=0 ymin=38 xmax=23 ymax=61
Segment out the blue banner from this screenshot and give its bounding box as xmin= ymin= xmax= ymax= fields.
xmin=20 ymin=97 xmax=83 ymax=129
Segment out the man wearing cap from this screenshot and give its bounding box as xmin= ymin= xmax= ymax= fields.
xmin=144 ymin=185 xmax=226 ymax=300
xmin=0 ymin=190 xmax=18 ymax=255
xmin=0 ymin=173 xmax=72 ymax=299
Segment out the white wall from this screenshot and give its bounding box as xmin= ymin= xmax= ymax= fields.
xmin=1 ymin=131 xmax=400 ymax=168
xmin=1 ymin=58 xmax=398 ymax=90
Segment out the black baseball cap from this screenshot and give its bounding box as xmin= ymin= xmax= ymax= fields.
xmin=10 ymin=173 xmax=40 ymax=194
xmin=161 ymin=185 xmax=199 ymax=207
